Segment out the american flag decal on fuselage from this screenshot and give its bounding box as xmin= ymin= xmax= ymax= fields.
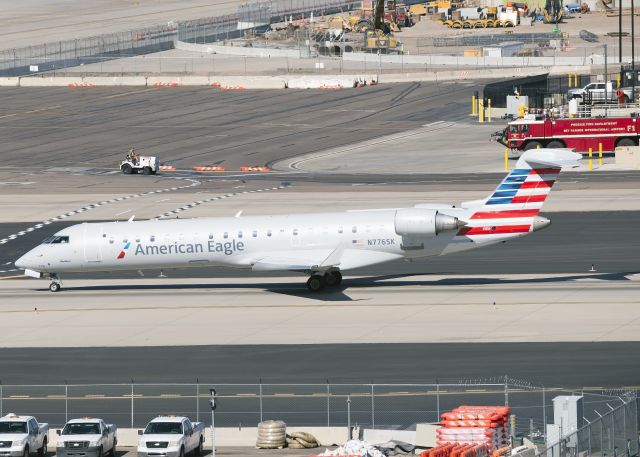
xmin=456 ymin=165 xmax=560 ymax=241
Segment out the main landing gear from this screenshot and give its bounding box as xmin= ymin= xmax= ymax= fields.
xmin=48 ymin=274 xmax=62 ymax=292
xmin=306 ymin=271 xmax=343 ymax=292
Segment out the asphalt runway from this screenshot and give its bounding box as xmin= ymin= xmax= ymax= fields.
xmin=1 ymin=211 xmax=638 ymax=277
xmin=1 ymin=343 xmax=638 ymax=385
xmin=0 ymin=83 xmax=478 ymax=171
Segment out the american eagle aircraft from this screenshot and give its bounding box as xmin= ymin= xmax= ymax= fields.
xmin=15 ymin=149 xmax=580 ymax=292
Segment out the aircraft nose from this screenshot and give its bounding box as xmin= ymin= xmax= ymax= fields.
xmin=532 ymin=216 xmax=551 ymax=232
xmin=15 ymin=251 xmax=34 ymax=269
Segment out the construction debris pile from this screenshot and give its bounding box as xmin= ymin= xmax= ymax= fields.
xmin=316 ymin=439 xmax=386 ymax=457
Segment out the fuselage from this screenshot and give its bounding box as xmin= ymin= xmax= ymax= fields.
xmin=16 ymin=207 xmax=491 ymax=274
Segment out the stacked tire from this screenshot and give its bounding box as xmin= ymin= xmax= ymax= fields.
xmin=256 ymin=420 xmax=286 ymax=449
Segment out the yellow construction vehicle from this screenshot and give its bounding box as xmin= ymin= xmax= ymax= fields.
xmin=364 ymin=29 xmax=399 ymax=52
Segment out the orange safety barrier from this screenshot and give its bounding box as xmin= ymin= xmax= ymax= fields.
xmin=193 ymin=166 xmax=225 ymax=172
xmin=68 ymin=83 xmax=95 ymax=88
xmin=239 ymin=166 xmax=271 ymax=172
xmin=492 ymin=446 xmax=511 ymax=457
xmin=211 ymin=82 xmax=245 ymax=90
xmin=159 ymin=165 xmax=177 ymax=171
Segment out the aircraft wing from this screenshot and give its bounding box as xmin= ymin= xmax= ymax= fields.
xmin=251 ymin=245 xmax=344 ymax=272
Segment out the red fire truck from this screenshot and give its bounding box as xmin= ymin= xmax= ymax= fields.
xmin=496 ymin=115 xmax=639 ymax=152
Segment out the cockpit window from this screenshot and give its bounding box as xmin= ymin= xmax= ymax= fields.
xmin=41 ymin=236 xmax=69 ymax=244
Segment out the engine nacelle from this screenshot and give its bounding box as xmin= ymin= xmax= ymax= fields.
xmin=394 ymin=209 xmax=462 ymax=237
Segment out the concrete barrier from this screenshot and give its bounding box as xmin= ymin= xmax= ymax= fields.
xmin=363 ymin=428 xmax=416 ymax=445
xmin=211 ymin=76 xmax=287 ymax=89
xmin=287 ymin=75 xmax=362 ymax=89
xmin=48 ymin=427 xmax=348 ymax=447
xmin=176 ymin=41 xmax=309 ymax=58
xmin=19 ymin=77 xmax=84 ymax=87
xmin=415 ymin=423 xmax=439 ymax=448
xmin=176 ymin=76 xmax=212 ymax=86
xmin=615 ymin=146 xmax=640 ymax=170
xmin=0 ymin=77 xmax=20 ymax=87
xmin=83 ymin=76 xmax=147 ymax=86
xmin=146 ymin=76 xmax=181 ymax=87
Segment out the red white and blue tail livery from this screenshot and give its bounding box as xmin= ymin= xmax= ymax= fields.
xmin=15 ymin=149 xmax=581 ymax=292
xmin=449 ymin=148 xmax=581 ymax=249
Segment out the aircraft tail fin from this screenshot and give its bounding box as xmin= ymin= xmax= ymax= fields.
xmin=458 ymin=149 xmax=581 ymax=241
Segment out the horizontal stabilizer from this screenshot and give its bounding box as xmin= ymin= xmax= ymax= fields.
xmin=517 ymin=148 xmax=582 ymax=169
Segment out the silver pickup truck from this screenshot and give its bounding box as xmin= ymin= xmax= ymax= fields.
xmin=56 ymin=418 xmax=117 ymax=457
xmin=0 ymin=414 xmax=49 ymax=457
xmin=568 ymin=82 xmax=634 ymax=104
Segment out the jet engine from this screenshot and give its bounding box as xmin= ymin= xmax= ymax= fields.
xmin=394 ymin=209 xmax=463 ymax=237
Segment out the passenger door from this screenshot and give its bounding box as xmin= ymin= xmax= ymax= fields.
xmin=28 ymin=419 xmax=40 ymax=450
xmin=83 ymin=224 xmax=103 ymax=263
xmin=182 ymin=420 xmax=194 ymax=451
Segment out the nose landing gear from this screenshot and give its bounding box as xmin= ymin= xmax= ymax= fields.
xmin=48 ymin=274 xmax=62 ymax=292
xmin=306 ymin=270 xmax=342 ymax=292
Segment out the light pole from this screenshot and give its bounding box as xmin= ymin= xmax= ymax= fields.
xmin=632 ymin=0 xmax=636 ymax=103
xmin=209 ymin=389 xmax=217 ymax=457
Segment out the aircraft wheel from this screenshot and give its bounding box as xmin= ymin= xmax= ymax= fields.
xmin=324 ymin=271 xmax=342 ymax=286
xmin=49 ymin=282 xmax=61 ymax=292
xmin=307 ymin=275 xmax=325 ymax=292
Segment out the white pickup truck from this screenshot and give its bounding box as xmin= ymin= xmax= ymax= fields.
xmin=56 ymin=418 xmax=117 ymax=457
xmin=0 ymin=414 xmax=49 ymax=457
xmin=138 ymin=416 xmax=204 ymax=457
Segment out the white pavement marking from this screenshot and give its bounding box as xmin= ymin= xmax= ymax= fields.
xmin=156 ymin=184 xmax=290 ymax=219
xmin=0 ymin=105 xmax=60 ymax=119
xmin=0 ymin=178 xmax=200 ymax=252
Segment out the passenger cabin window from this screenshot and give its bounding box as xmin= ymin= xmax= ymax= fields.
xmin=224 ymin=232 xmax=228 ymax=239
xmin=209 ymin=234 xmax=213 ymax=240
xmin=238 ymin=231 xmax=243 ymax=238
xmin=352 ymin=226 xmax=357 ymax=233
xmin=338 ymin=226 xmax=343 ymax=234
xmin=252 ymin=230 xmax=257 ymax=238
xmin=267 ymin=230 xmax=272 ymax=237
xmin=293 ymin=229 xmax=299 ymax=236
xmin=42 ymin=236 xmax=70 ymax=244
xmin=150 ymin=235 xmax=155 ymax=242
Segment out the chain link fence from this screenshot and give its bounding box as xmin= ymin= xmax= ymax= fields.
xmin=1 ymin=377 xmax=635 ymax=442
xmin=0 ymin=0 xmax=359 ymax=77
xmin=539 ymin=391 xmax=638 ymax=457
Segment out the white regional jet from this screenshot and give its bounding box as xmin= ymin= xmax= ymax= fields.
xmin=15 ymin=149 xmax=580 ymax=292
